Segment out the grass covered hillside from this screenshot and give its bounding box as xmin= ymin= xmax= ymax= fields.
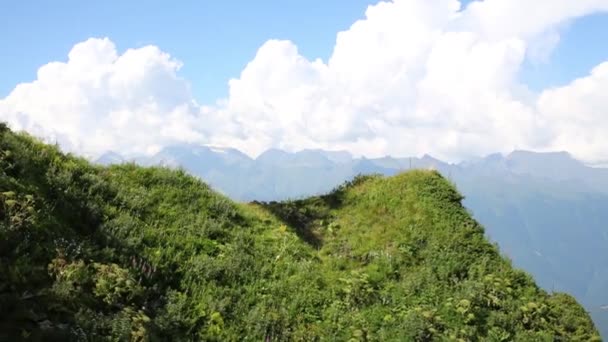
xmin=0 ymin=124 xmax=600 ymax=341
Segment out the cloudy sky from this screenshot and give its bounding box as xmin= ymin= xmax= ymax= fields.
xmin=1 ymin=0 xmax=608 ymax=164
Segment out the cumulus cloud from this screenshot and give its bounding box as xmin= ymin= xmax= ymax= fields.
xmin=1 ymin=0 xmax=608 ymax=163
xmin=0 ymin=38 xmax=206 ymax=157
xmin=538 ymin=62 xmax=608 ymax=164
xmin=214 ymin=0 xmax=608 ymax=162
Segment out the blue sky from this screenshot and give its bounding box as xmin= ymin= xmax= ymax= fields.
xmin=1 ymin=0 xmax=377 ymax=103
xmin=520 ymin=12 xmax=608 ymax=90
xmin=1 ymin=1 xmax=608 ymax=163
xmin=2 ymin=0 xmax=607 ymax=103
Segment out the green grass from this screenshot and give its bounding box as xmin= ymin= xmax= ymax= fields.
xmin=0 ymin=124 xmax=600 ymax=341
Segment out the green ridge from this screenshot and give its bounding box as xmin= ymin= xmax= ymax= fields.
xmin=0 ymin=124 xmax=600 ymax=341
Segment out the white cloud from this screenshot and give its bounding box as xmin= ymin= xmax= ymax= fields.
xmin=212 ymin=0 xmax=608 ymax=161
xmin=538 ymin=62 xmax=608 ymax=164
xmin=1 ymin=0 xmax=608 ymax=163
xmin=0 ymin=38 xmax=205 ymax=157
xmin=461 ymin=0 xmax=608 ymax=40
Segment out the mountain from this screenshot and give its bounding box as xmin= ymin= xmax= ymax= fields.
xmin=141 ymin=144 xmax=253 ymax=169
xmin=98 ymin=146 xmax=608 ymax=338
xmin=1 ymin=124 xmax=599 ymax=340
xmin=96 ymin=151 xmax=125 ymax=166
xmin=454 ymin=154 xmax=608 ymax=338
xmin=416 ymin=153 xmax=608 ymax=339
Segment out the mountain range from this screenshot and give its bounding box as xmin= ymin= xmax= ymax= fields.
xmin=98 ymin=145 xmax=608 ymax=338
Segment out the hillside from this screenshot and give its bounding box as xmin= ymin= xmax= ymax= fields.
xmin=106 ymin=145 xmax=608 ymax=337
xmin=0 ymin=125 xmax=600 ymax=341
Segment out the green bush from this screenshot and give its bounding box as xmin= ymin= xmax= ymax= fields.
xmin=0 ymin=126 xmax=600 ymax=341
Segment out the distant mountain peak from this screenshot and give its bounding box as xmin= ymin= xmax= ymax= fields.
xmin=484 ymin=152 xmax=505 ymax=161
xmin=421 ymin=153 xmax=437 ymax=160
xmin=95 ymin=151 xmax=125 ymax=165
xmin=302 ymin=149 xmax=353 ymax=164
xmin=506 ymin=150 xmax=582 ymax=168
xmin=256 ymin=148 xmax=292 ymax=164
xmin=507 ymin=150 xmax=575 ymax=160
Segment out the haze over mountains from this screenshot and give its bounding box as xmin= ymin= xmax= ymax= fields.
xmin=98 ymin=146 xmax=608 ymax=337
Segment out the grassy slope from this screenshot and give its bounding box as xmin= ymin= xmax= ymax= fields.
xmin=0 ymin=125 xmax=600 ymax=341
xmin=264 ymin=173 xmax=600 ymax=341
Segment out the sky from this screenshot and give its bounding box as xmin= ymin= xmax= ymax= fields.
xmin=1 ymin=0 xmax=608 ymax=164
xmin=0 ymin=0 xmax=382 ymax=103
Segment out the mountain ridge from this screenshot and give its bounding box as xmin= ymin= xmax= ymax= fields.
xmin=0 ymin=125 xmax=600 ymax=340
xmin=95 ymin=144 xmax=608 ymax=338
